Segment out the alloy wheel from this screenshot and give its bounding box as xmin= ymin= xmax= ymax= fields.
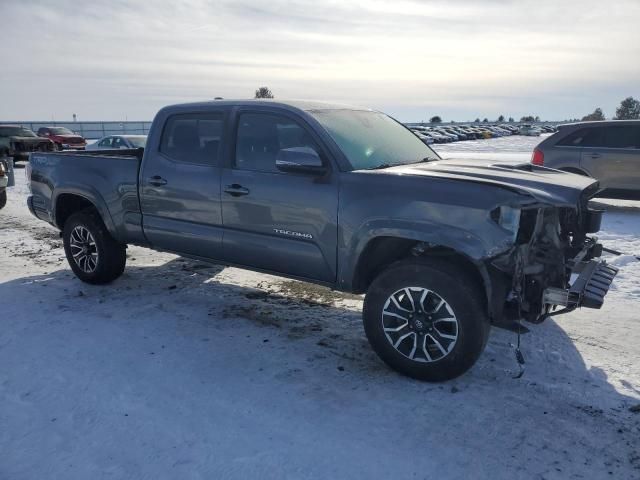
xmin=382 ymin=287 xmax=459 ymax=362
xmin=69 ymin=225 xmax=98 ymax=273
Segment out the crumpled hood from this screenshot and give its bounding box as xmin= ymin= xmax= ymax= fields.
xmin=381 ymin=158 xmax=599 ymax=207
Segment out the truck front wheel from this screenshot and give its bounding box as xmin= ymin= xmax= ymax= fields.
xmin=62 ymin=211 xmax=126 ymax=284
xmin=363 ymin=259 xmax=490 ymax=381
xmin=0 ymin=189 xmax=6 ymax=210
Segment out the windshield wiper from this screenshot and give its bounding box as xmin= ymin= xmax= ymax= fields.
xmin=367 ymin=163 xmax=394 ymax=170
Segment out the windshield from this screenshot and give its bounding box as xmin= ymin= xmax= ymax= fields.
xmin=126 ymin=136 xmax=147 ymax=148
xmin=310 ymin=109 xmax=440 ymax=170
xmin=0 ymin=126 xmax=37 ymax=137
xmin=49 ymin=127 xmax=74 ymax=135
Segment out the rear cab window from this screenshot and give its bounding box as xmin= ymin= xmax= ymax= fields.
xmin=160 ymin=113 xmax=225 ymax=165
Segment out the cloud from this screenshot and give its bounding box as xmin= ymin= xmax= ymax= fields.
xmin=1 ymin=0 xmax=638 ymax=121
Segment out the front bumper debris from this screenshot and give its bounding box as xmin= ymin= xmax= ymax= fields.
xmin=543 ymin=259 xmax=618 ymax=309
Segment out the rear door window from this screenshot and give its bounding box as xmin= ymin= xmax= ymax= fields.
xmin=557 ymin=128 xmax=602 ymax=147
xmin=160 ymin=113 xmax=224 ymax=165
xmin=602 ymin=126 xmax=640 ymax=149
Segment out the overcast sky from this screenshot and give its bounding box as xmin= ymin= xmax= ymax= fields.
xmin=2 ymin=0 xmax=639 ymax=122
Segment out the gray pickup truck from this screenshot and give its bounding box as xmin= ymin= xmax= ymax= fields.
xmin=27 ymin=100 xmax=618 ymax=381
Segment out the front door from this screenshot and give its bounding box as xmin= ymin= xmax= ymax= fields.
xmin=221 ymin=111 xmax=338 ymax=283
xmin=140 ymin=111 xmax=226 ymax=259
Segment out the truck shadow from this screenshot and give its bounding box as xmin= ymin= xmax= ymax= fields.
xmin=3 ymin=257 xmax=640 ymax=476
xmin=1 ymin=257 xmax=638 ymax=410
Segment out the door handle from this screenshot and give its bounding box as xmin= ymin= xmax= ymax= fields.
xmin=224 ymin=184 xmax=250 ymax=197
xmin=148 ymin=175 xmax=167 ymax=186
xmin=588 ymin=153 xmax=601 ymax=159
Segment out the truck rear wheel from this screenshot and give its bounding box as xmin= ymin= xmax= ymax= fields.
xmin=363 ymin=259 xmax=490 ymax=381
xmin=0 ymin=189 xmax=6 ymax=210
xmin=62 ymin=211 xmax=126 ymax=284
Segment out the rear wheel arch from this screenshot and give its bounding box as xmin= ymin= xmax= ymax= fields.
xmin=54 ymin=192 xmax=116 ymax=236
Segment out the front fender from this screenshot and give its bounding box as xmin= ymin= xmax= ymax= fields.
xmin=338 ymin=217 xmax=512 ymax=291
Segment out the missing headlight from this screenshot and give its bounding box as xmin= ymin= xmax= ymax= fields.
xmin=491 ymin=206 xmax=521 ymax=242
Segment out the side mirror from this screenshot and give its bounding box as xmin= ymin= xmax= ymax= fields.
xmin=276 ymin=147 xmax=326 ymax=175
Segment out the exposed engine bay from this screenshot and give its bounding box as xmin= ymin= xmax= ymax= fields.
xmin=490 ymin=195 xmax=617 ymax=328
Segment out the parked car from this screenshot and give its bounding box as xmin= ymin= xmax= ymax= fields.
xmin=37 ymin=126 xmax=87 ymax=150
xmin=86 ymin=135 xmax=147 ymax=150
xmin=464 ymin=127 xmax=485 ymax=139
xmin=531 ymin=120 xmax=640 ymax=199
xmin=419 ymin=131 xmax=441 ymax=143
xmin=476 ymin=128 xmax=494 ymax=139
xmin=27 ymin=100 xmax=617 ymax=382
xmin=413 ymin=131 xmax=435 ymax=145
xmin=500 ymin=125 xmax=519 ymax=134
xmin=432 ymin=128 xmax=457 ymax=142
xmin=0 ymin=160 xmax=7 ymax=209
xmin=487 ymin=126 xmax=508 ymax=137
xmin=519 ymin=124 xmax=541 ymax=136
xmin=443 ymin=127 xmax=469 ymax=140
xmin=0 ymin=125 xmax=54 ymax=161
xmin=493 ymin=126 xmax=513 ymax=136
xmin=423 ymin=129 xmax=450 ymax=143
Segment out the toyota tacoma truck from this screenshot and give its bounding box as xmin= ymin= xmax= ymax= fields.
xmin=26 ymin=100 xmax=618 ymax=381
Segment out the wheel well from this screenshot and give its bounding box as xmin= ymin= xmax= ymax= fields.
xmin=353 ymin=238 xmax=487 ymax=306
xmin=352 ymin=237 xmax=417 ymax=293
xmin=55 ymin=194 xmax=97 ymax=229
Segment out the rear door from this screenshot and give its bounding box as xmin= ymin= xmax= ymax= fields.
xmin=581 ymin=125 xmax=640 ymax=190
xmin=139 ymin=111 xmax=226 ymax=259
xmin=220 ymin=110 xmax=338 ymax=283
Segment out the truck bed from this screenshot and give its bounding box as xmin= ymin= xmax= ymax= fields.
xmin=27 ymin=148 xmax=146 ymax=245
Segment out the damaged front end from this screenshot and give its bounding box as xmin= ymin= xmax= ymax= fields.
xmin=488 ymin=186 xmax=618 ymax=328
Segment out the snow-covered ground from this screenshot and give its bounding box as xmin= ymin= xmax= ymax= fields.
xmin=1 ymin=138 xmax=639 ymax=479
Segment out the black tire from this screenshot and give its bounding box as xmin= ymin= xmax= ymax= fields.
xmin=62 ymin=210 xmax=126 ymax=284
xmin=0 ymin=189 xmax=6 ymax=210
xmin=363 ymin=258 xmax=490 ymax=381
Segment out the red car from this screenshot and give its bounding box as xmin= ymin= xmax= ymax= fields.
xmin=37 ymin=126 xmax=87 ymax=150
